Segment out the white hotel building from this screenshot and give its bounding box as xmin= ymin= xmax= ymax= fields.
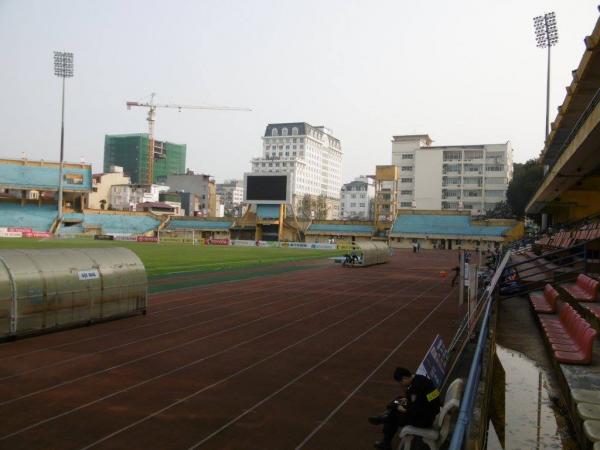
xmin=250 ymin=122 xmax=342 ymax=219
xmin=392 ymin=135 xmax=513 ymax=216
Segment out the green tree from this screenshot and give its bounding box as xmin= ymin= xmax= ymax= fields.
xmin=316 ymin=194 xmax=328 ymax=219
xmin=485 ymin=200 xmax=512 ymax=218
xmin=506 ymin=159 xmax=544 ymax=218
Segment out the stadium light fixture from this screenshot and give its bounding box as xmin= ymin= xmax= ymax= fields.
xmin=533 ymin=12 xmax=558 ymax=140
xmin=53 ymin=51 xmax=74 ymax=225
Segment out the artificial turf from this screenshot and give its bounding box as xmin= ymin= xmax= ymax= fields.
xmin=0 ymin=238 xmax=339 ymax=277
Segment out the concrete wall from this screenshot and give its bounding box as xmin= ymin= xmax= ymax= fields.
xmin=88 ymin=171 xmax=130 ymax=210
xmin=414 ymin=150 xmax=443 ymax=210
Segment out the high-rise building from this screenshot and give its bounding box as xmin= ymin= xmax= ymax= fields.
xmin=250 ymin=122 xmax=342 ymax=219
xmin=103 ymin=133 xmax=186 ymax=184
xmin=391 ymin=135 xmax=513 ymax=216
xmin=340 ymin=176 xmax=375 ymax=220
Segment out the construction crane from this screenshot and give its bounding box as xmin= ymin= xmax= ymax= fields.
xmin=126 ymin=93 xmax=252 ymax=185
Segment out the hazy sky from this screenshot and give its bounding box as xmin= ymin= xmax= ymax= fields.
xmin=0 ymin=0 xmax=597 ymax=183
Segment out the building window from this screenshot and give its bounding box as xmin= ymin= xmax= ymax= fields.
xmin=401 ymin=178 xmax=413 ymax=183
xmin=282 ymin=127 xmax=288 ymax=136
xmin=401 ymin=154 xmax=414 ymax=159
xmin=359 ymin=203 xmax=365 ymax=207
xmin=292 ymin=127 xmax=298 ymax=135
xmin=401 ymin=190 xmax=413 ymax=195
xmin=271 ymin=128 xmax=278 ymax=136
xmin=350 ymin=202 xmax=356 ymax=207
xmin=401 ymin=166 xmax=413 ymax=172
xmin=400 ymin=202 xmax=412 ymax=207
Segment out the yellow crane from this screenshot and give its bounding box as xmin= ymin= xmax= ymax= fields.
xmin=126 ymin=93 xmax=252 ymax=184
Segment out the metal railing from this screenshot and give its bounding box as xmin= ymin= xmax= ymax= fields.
xmin=447 ymin=251 xmax=511 ymax=450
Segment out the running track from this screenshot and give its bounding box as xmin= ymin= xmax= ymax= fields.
xmin=0 ymin=250 xmax=462 ymax=449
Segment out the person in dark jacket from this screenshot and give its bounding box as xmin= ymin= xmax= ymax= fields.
xmin=368 ymin=367 xmax=441 ymax=450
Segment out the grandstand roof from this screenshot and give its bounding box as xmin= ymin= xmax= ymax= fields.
xmin=306 ymin=223 xmax=375 ymax=236
xmin=390 ymin=214 xmax=510 ymax=238
xmin=0 ymin=159 xmax=92 ymax=192
xmin=527 ymin=14 xmax=600 ymax=218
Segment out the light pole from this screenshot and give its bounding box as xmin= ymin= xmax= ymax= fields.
xmin=534 ymin=13 xmax=558 ymax=232
xmin=533 ymin=12 xmax=559 ymax=141
xmin=53 ymin=51 xmax=74 ymax=226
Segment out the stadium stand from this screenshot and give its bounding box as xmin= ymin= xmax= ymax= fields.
xmin=0 ymin=159 xmax=91 ymax=191
xmin=256 ymin=204 xmax=281 ymax=220
xmin=388 ymin=211 xmax=519 ymax=250
xmin=167 ymin=219 xmax=233 ymax=230
xmin=392 ymin=214 xmax=510 ymax=237
xmin=529 ymin=284 xmax=560 ymax=314
xmin=304 ymin=222 xmax=375 ymax=244
xmin=62 ymin=212 xmax=159 ymax=235
xmin=560 ymin=275 xmax=600 ymax=303
xmin=538 ymin=304 xmax=597 ymax=364
xmin=0 ymin=204 xmax=57 ymax=231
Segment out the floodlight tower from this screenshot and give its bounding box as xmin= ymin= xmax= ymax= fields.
xmin=54 ymin=51 xmax=74 ymax=224
xmin=534 ymin=12 xmax=559 ymax=140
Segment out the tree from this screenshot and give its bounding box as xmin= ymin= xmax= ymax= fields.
xmin=297 ymin=193 xmax=314 ymax=220
xmin=316 ymin=194 xmax=328 ymax=220
xmin=506 ymin=159 xmax=544 ymax=218
xmin=485 ymin=201 xmax=512 ymax=218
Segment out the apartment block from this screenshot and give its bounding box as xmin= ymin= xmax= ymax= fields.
xmin=391 ymin=135 xmax=513 ymax=216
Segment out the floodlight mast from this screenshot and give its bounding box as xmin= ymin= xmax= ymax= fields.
xmin=53 ymin=51 xmax=74 ymax=227
xmin=533 ymin=12 xmax=559 ymax=140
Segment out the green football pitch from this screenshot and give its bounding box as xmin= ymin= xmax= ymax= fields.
xmin=0 ymin=238 xmax=340 ymax=277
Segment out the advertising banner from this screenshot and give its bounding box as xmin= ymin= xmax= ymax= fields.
xmin=8 ymin=227 xmax=33 ymax=233
xmin=416 ymin=334 xmax=448 ymax=388
xmin=22 ymin=231 xmax=52 ymax=238
xmin=113 ymin=235 xmax=138 ymax=242
xmin=205 ymin=238 xmax=230 ymax=246
xmin=137 ymin=236 xmax=158 ymax=243
xmin=0 ymin=231 xmax=22 ymax=238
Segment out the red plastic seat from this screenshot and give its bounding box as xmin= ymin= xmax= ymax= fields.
xmin=530 ymin=284 xmax=560 ymax=313
xmin=560 ymin=274 xmax=599 ymax=303
xmin=554 ymin=326 xmax=597 ymax=365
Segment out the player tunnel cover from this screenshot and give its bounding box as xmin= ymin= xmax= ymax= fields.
xmin=244 ymin=173 xmax=291 ymax=203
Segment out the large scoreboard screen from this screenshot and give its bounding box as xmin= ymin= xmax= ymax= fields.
xmin=244 ymin=174 xmax=289 ymax=203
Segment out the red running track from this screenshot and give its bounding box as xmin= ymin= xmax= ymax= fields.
xmin=0 ymin=249 xmax=463 ymax=450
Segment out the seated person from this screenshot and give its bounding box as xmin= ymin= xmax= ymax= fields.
xmin=368 ymin=367 xmax=441 ymax=450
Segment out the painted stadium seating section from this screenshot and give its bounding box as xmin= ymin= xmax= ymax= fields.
xmin=391 ymin=214 xmax=510 ymax=237
xmin=0 ymin=204 xmax=57 ymax=231
xmin=63 ymin=212 xmax=159 ymax=235
xmin=307 ymin=223 xmax=375 ymax=234
xmin=256 ymin=204 xmax=281 ymax=219
xmin=0 ymin=164 xmax=91 ymax=191
xmin=167 ymin=219 xmax=233 ymax=230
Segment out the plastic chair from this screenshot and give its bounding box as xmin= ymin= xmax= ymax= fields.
xmin=397 ymin=378 xmax=464 ymax=450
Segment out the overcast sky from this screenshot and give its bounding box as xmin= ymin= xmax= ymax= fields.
xmin=0 ymin=0 xmax=597 ymax=183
